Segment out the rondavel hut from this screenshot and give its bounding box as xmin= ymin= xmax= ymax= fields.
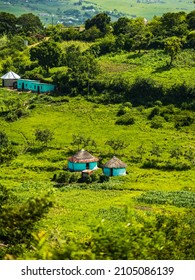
xmin=103 ymin=156 xmax=127 ymax=176
xmin=68 ymin=149 xmax=99 ymax=172
xmin=1 ymin=71 xmax=21 ymax=87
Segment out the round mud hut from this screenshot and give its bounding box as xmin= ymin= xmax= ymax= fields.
xmin=1 ymin=71 xmax=21 ymax=87
xmin=103 ymin=156 xmax=127 ymax=176
xmin=68 ymin=149 xmax=99 ymax=172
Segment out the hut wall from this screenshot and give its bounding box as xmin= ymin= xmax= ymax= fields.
xmin=103 ymin=167 xmax=111 ymax=176
xmin=68 ymin=161 xmax=98 ymax=171
xmin=89 ymin=162 xmax=98 ymax=170
xmin=113 ymin=168 xmax=126 ymax=176
xmin=68 ymin=162 xmax=87 ymax=171
xmin=41 ymin=84 xmax=55 ymax=93
xmin=17 ymin=79 xmax=55 ymax=93
xmin=3 ymin=79 xmax=17 ymax=87
xmin=103 ymin=167 xmax=126 ymax=176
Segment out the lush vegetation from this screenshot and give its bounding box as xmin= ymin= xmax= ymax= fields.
xmin=0 ymin=8 xmax=195 ymax=260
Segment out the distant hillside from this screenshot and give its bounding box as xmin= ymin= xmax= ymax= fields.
xmin=0 ymin=0 xmax=194 ymax=26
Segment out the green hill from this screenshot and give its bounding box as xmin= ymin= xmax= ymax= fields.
xmin=0 ymin=0 xmax=194 ymax=25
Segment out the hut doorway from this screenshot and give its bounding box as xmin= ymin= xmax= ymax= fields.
xmin=86 ymin=162 xmax=89 ymax=170
xmin=22 ymin=83 xmax=24 ymax=90
xmin=37 ymin=86 xmax=40 ymax=94
xmin=110 ymin=168 xmax=113 ymax=176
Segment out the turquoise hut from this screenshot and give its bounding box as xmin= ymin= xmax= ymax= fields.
xmin=68 ymin=149 xmax=99 ymax=172
xmin=17 ymin=79 xmax=55 ymax=93
xmin=103 ymin=156 xmax=127 ymax=176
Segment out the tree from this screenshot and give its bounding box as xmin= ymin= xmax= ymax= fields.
xmin=113 ymin=17 xmax=131 ymax=36
xmin=0 ymin=131 xmax=17 ymax=164
xmin=0 ymin=184 xmax=52 ymax=259
xmin=30 ymin=41 xmax=61 ymax=73
xmin=63 ymin=46 xmax=100 ymax=95
xmin=17 ymin=13 xmax=43 ymax=34
xmin=186 ymin=10 xmax=195 ymax=30
xmin=0 ymin=12 xmax=17 ymax=35
xmin=35 ymin=129 xmax=54 ymax=146
xmin=160 ymin=12 xmax=188 ymax=37
xmin=71 ymin=134 xmax=97 ymax=151
xmin=164 ymin=36 xmax=182 ymax=66
xmin=85 ymin=13 xmax=111 ymax=35
xmin=105 ymin=139 xmax=129 ymax=155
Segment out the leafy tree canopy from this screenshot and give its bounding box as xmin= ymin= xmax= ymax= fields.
xmin=30 ymin=40 xmax=61 ymax=72
xmin=0 ymin=12 xmax=17 ymax=35
xmin=17 ymin=13 xmax=43 ymax=33
xmin=85 ymin=13 xmax=111 ymax=35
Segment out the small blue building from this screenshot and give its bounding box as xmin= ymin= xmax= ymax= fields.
xmin=103 ymin=156 xmax=127 ymax=176
xmin=68 ymin=149 xmax=99 ymax=172
xmin=17 ymin=79 xmax=55 ymax=93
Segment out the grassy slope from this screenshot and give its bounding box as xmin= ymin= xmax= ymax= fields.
xmin=0 ymin=0 xmax=194 ymax=21
xmin=0 ymin=46 xmax=195 ymax=238
xmin=92 ymin=0 xmax=194 ymax=17
xmin=0 ymin=87 xmax=194 ymax=237
xmin=98 ymin=49 xmax=195 ymax=87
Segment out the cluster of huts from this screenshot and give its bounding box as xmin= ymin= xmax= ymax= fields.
xmin=1 ymin=71 xmax=55 ymax=93
xmin=1 ymin=72 xmax=127 ymax=177
xmin=68 ymin=149 xmax=127 ymax=177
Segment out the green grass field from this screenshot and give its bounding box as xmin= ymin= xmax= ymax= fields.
xmin=0 ymin=87 xmax=194 ymax=240
xmin=98 ymin=49 xmax=195 ymax=87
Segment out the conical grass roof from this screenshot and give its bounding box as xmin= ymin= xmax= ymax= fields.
xmin=103 ymin=156 xmax=127 ymax=168
xmin=68 ymin=149 xmax=99 ymax=163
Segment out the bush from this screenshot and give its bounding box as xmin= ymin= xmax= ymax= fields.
xmin=116 ymin=113 xmax=135 ymax=125
xmin=99 ymin=174 xmax=110 ymax=183
xmin=142 ymin=159 xmax=158 ymax=169
xmin=5 ymin=111 xmax=18 ymax=122
xmin=148 ymin=106 xmax=161 ymax=120
xmin=150 ymin=116 xmax=164 ymax=129
xmin=117 ymin=106 xmax=130 ymax=116
xmin=174 ymin=111 xmax=194 ymax=128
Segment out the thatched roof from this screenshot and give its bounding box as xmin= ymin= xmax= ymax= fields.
xmin=68 ymin=149 xmax=99 ymax=163
xmin=1 ymin=71 xmax=20 ymax=80
xmin=103 ymin=156 xmax=127 ymax=168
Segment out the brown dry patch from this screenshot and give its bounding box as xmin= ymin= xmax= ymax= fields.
xmin=100 ymin=62 xmax=133 ymax=73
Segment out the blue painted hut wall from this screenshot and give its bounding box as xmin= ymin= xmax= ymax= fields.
xmin=89 ymin=162 xmax=98 ymax=170
xmin=68 ymin=161 xmax=98 ymax=171
xmin=17 ymin=79 xmax=55 ymax=93
xmin=103 ymin=167 xmax=111 ymax=176
xmin=103 ymin=167 xmax=126 ymax=176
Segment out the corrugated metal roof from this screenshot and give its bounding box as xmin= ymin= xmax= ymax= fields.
xmin=68 ymin=149 xmax=99 ymax=163
xmin=1 ymin=71 xmax=21 ymax=80
xmin=103 ymin=156 xmax=127 ymax=168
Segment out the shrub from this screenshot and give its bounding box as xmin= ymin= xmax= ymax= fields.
xmin=54 ymin=171 xmax=72 ymax=184
xmin=116 ymin=113 xmax=135 ymax=125
xmin=174 ymin=111 xmax=194 ymax=128
xmin=0 ymin=131 xmax=9 ymax=148
xmin=142 ymin=159 xmax=158 ymax=169
xmin=148 ymin=106 xmax=161 ymax=120
xmin=117 ymin=106 xmax=130 ymax=116
xmin=150 ymin=115 xmax=164 ymax=129
xmin=99 ymin=174 xmax=110 ymax=183
xmin=5 ymin=111 xmax=18 ymax=122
